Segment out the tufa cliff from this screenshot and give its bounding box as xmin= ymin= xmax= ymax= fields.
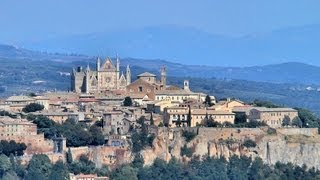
xmin=141 ymin=127 xmax=320 ymax=169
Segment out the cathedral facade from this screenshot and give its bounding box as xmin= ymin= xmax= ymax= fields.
xmin=71 ymin=57 xmax=131 ymax=93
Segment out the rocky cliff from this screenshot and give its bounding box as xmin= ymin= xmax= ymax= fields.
xmin=141 ymin=127 xmax=320 ymax=169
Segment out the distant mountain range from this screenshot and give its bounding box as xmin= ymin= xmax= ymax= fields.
xmin=2 ymin=43 xmax=320 ymax=114
xmin=19 ymin=24 xmax=320 ymax=67
xmin=1 ymin=43 xmax=320 ymax=85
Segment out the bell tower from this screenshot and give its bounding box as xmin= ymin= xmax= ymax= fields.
xmin=161 ymin=65 xmax=166 ymax=88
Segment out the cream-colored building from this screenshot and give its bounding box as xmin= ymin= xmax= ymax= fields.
xmin=0 ymin=116 xmax=60 ymax=155
xmin=5 ymin=96 xmax=36 ymax=112
xmin=147 ymin=97 xmax=178 ymax=113
xmin=164 ymin=106 xmax=235 ymax=127
xmin=212 ymin=99 xmax=245 ymax=112
xmin=155 ymin=80 xmax=207 ymax=103
xmin=191 ymin=109 xmax=235 ymax=127
xmin=34 ymin=96 xmax=50 ymax=110
xmin=0 ymin=116 xmax=37 ymax=137
xmin=249 ymin=107 xmax=298 ymax=128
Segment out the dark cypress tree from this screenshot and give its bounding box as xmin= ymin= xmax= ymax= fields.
xmin=187 ymin=106 xmax=192 ymax=127
xmin=150 ymin=113 xmax=154 ymax=125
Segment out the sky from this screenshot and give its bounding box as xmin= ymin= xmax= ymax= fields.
xmin=1 ymin=0 xmax=320 ymax=43
xmin=1 ymin=0 xmax=320 ymax=66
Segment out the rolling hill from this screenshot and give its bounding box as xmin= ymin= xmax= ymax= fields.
xmin=20 ymin=24 xmax=320 ymax=67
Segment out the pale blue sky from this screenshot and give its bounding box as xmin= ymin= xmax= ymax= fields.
xmin=1 ymin=0 xmax=320 ymax=44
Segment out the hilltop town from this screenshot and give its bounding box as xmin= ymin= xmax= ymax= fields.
xmin=1 ymin=57 xmax=320 ymax=179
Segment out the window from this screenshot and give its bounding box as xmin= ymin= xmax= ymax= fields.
xmin=138 ymin=86 xmax=143 ymax=92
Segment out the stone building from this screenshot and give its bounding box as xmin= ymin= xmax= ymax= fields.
xmin=0 ymin=116 xmax=37 ymax=137
xmin=155 ymin=84 xmax=207 ymax=104
xmin=249 ymin=107 xmax=298 ymax=128
xmin=163 ymin=106 xmax=235 ymax=127
xmin=0 ymin=116 xmax=61 ymax=155
xmin=71 ymin=57 xmax=131 ymax=94
xmin=126 ymin=66 xmax=167 ymax=101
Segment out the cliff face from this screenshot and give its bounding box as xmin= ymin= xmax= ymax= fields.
xmin=141 ymin=127 xmax=320 ymax=169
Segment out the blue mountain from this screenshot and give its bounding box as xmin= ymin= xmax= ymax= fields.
xmin=21 ymin=24 xmax=320 ymax=67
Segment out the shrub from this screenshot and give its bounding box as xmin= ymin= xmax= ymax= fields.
xmin=123 ymin=96 xmax=133 ymax=106
xmin=267 ymin=128 xmax=277 ymax=135
xmin=22 ymin=103 xmax=44 ymax=113
xmin=182 ymin=130 xmax=197 ymax=142
xmin=180 ymin=145 xmax=193 ymax=158
xmin=243 ymin=139 xmax=256 ymax=148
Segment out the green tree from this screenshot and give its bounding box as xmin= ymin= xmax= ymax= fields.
xmin=25 ymin=154 xmax=52 ymax=180
xmin=89 ymin=125 xmax=105 ymax=146
xmin=187 ymin=106 xmax=192 ymax=127
xmin=180 ymin=145 xmax=193 ymax=158
xmin=22 ymin=103 xmax=44 ymax=113
xmin=182 ymin=130 xmax=197 ymax=142
xmin=96 ymin=165 xmax=109 ymax=177
xmin=243 ymin=139 xmax=256 ymax=148
xmin=0 ymin=154 xmax=11 ymax=177
xmin=112 ymin=165 xmax=138 ymax=180
xmin=150 ymin=113 xmax=154 ymax=125
xmin=248 ymin=158 xmax=267 ymax=180
xmin=28 ymin=92 xmax=37 ymax=97
xmin=292 ymin=117 xmax=303 ymax=128
xmin=204 ymin=95 xmax=213 ymax=107
xmin=0 ymin=140 xmax=27 ymax=156
xmin=296 ymin=108 xmax=319 ymax=127
xmin=235 ymin=113 xmax=247 ymax=124
xmin=123 ymin=96 xmax=133 ymax=107
xmin=48 ymin=160 xmax=69 ymax=180
xmin=66 ymin=148 xmax=73 ymax=164
xmin=252 ymin=99 xmax=282 ymax=108
xmin=132 ymin=154 xmax=144 ymax=169
xmin=282 ymin=115 xmax=291 ymax=127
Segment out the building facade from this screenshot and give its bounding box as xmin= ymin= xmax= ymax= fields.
xmin=71 ymin=57 xmax=131 ymax=94
xmin=163 ymin=106 xmax=235 ymax=127
xmin=249 ymin=107 xmax=298 ymax=128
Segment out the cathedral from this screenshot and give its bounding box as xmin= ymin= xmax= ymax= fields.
xmin=71 ymin=57 xmax=131 ymax=93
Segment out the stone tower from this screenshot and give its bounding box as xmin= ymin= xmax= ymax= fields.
xmin=116 ymin=55 xmax=120 ymax=89
xmin=96 ymin=57 xmax=101 ymax=71
xmin=161 ymin=65 xmax=167 ymax=88
xmin=126 ymin=65 xmax=131 ymax=85
xmin=184 ymin=80 xmax=190 ymax=91
xmin=85 ymin=64 xmax=91 ymax=93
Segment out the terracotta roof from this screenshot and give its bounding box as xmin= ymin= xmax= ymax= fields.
xmin=155 ymin=89 xmax=196 ymax=95
xmin=6 ymin=96 xmax=35 ymax=102
xmin=232 ymin=106 xmax=254 ymax=112
xmin=251 ymin=107 xmax=297 ymax=112
xmin=130 ymin=93 xmax=148 ymax=99
xmin=0 ymin=116 xmax=35 ymax=126
xmin=137 ymin=72 xmax=156 ymax=77
xmin=192 ymin=109 xmax=235 ymax=115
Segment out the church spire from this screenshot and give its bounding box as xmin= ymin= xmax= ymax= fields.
xmin=126 ymin=65 xmax=131 ymax=85
xmin=96 ymin=57 xmax=101 ymax=71
xmin=116 ymin=54 xmax=120 ymax=72
xmin=86 ymin=63 xmax=90 ymax=72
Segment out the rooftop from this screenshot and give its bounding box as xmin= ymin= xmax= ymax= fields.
xmin=0 ymin=116 xmax=35 ymax=126
xmin=137 ymin=72 xmax=156 ymax=77
xmin=6 ymin=96 xmax=35 ymax=102
xmin=252 ymin=107 xmax=298 ymax=112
